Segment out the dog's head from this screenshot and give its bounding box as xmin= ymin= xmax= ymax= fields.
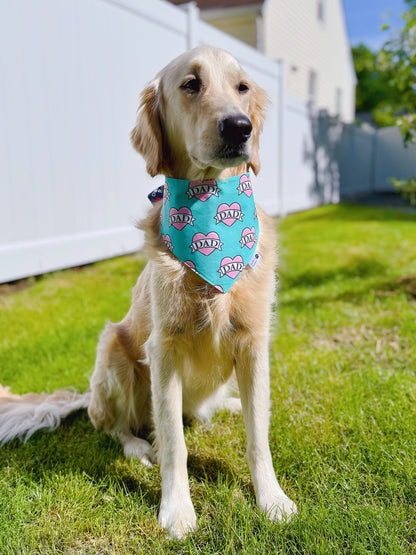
xmin=131 ymin=46 xmax=268 ymax=179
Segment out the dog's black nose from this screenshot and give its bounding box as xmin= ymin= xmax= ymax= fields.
xmin=218 ymin=115 xmax=252 ymax=145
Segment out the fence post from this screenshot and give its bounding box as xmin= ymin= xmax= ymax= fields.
xmin=369 ymin=129 xmax=377 ymax=193
xmin=183 ymin=2 xmax=199 ymax=50
xmin=276 ymin=59 xmax=287 ymax=217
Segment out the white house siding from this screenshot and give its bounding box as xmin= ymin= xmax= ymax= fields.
xmin=203 ymin=13 xmax=258 ymax=48
xmin=262 ymin=0 xmax=356 ymax=122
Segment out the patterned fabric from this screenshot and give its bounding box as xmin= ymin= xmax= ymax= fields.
xmin=153 ymin=173 xmax=259 ymax=293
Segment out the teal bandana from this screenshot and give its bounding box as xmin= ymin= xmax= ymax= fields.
xmin=150 ymin=173 xmax=259 ymax=293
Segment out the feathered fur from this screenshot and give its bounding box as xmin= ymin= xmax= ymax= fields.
xmin=0 ymin=385 xmax=90 ymax=444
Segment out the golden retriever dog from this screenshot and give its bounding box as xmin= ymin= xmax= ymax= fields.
xmin=0 ymin=46 xmax=296 ymax=538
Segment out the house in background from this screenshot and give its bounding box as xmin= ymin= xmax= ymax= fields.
xmin=168 ymin=0 xmax=357 ymax=122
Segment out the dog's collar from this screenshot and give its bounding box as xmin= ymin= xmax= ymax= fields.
xmin=149 ymin=173 xmax=260 ymax=293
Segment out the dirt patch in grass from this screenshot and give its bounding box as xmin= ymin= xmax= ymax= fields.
xmin=0 ymin=277 xmax=36 ymax=295
xmin=374 ymin=275 xmax=416 ymax=300
xmin=313 ymin=324 xmax=402 ymax=355
xmin=397 ymin=275 xmax=416 ymax=298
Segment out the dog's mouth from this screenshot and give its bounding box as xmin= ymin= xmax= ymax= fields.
xmin=216 ymin=144 xmax=248 ymax=160
xmin=190 ymin=145 xmax=249 ymax=171
xmin=210 ymin=143 xmax=250 ymax=169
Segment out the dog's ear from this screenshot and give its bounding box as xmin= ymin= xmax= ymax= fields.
xmin=248 ymin=84 xmax=268 ymax=176
xmin=130 ymin=79 xmax=167 ymax=177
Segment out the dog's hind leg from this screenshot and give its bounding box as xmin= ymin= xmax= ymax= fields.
xmin=88 ymin=322 xmax=156 ymax=467
xmin=221 ymin=396 xmax=242 ymax=414
xmin=190 ymin=380 xmax=242 ymax=422
xmin=110 ymin=423 xmax=156 ymax=468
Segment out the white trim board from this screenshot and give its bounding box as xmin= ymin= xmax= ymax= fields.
xmin=0 ymin=227 xmax=143 ymax=283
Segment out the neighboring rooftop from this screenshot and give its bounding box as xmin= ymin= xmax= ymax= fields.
xmin=168 ymin=0 xmax=263 ymax=9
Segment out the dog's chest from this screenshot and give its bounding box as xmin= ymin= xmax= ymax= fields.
xmin=179 ymin=326 xmax=236 ymax=403
xmin=161 ymin=290 xmax=236 ymax=375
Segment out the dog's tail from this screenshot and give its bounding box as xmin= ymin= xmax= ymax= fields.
xmin=0 ymin=384 xmax=91 ymax=445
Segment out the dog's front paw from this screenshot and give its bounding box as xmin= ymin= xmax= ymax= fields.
xmin=259 ymin=494 xmax=297 ymax=522
xmin=158 ymin=500 xmax=197 ymax=539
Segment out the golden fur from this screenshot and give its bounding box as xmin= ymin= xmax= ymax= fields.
xmin=88 ymin=46 xmax=296 ymax=537
xmin=0 ymin=46 xmax=296 ymax=539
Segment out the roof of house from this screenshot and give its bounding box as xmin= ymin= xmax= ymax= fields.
xmin=167 ymin=0 xmax=264 ymax=10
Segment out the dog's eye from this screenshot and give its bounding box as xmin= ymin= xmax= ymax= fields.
xmin=181 ymin=78 xmax=201 ymax=93
xmin=238 ymin=83 xmax=249 ymax=93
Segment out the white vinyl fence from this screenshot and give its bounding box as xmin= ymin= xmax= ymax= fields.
xmin=1 ymin=0 xmax=414 ymax=283
xmin=338 ymin=124 xmax=416 ymax=197
xmin=0 ymin=0 xmax=284 ymax=283
xmin=281 ymin=101 xmax=416 ymax=211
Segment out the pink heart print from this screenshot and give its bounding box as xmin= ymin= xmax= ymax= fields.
xmin=219 ymin=255 xmax=244 ymax=279
xmin=191 ymin=232 xmax=221 ymax=256
xmin=188 ymin=179 xmax=218 ymax=202
xmin=240 ymin=227 xmax=256 ymax=249
xmin=238 ymin=174 xmax=252 ymax=197
xmin=184 ymin=260 xmax=196 ymax=271
xmin=162 ymin=234 xmax=173 ymax=251
xmin=169 ymin=207 xmax=194 ymax=231
xmin=216 ymin=203 xmax=242 ymax=226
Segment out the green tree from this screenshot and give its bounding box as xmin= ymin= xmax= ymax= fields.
xmin=352 ymin=1 xmax=416 ymax=140
xmin=352 ymin=44 xmax=399 ymax=117
xmin=377 ymin=0 xmax=416 ymax=143
xmin=378 ymin=0 xmax=416 ymax=205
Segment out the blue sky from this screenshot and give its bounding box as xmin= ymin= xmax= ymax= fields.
xmin=342 ymin=0 xmax=408 ymax=50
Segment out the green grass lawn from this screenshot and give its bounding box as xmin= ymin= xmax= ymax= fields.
xmin=0 ymin=204 xmax=415 ymax=554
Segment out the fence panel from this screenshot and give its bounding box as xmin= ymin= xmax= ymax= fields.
xmin=338 ymin=125 xmax=374 ymax=198
xmin=281 ymin=99 xmax=345 ymax=213
xmin=282 ymin=98 xmax=316 ymax=213
xmin=374 ymin=127 xmax=416 ymax=192
xmin=0 ymin=0 xmax=190 ymax=282
xmin=0 ymin=0 xmax=282 ymax=283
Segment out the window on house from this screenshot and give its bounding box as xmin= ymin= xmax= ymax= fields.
xmin=317 ymin=0 xmax=325 ymax=22
xmin=308 ymin=70 xmax=318 ymax=104
xmin=335 ymin=88 xmax=342 ymax=117
xmin=256 ymin=15 xmax=264 ymax=52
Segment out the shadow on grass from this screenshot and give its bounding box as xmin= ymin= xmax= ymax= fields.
xmin=281 ymin=256 xmax=387 ymax=289
xmin=0 ymin=410 xmax=163 ymax=509
xmin=291 ymin=204 xmax=416 ymax=223
xmin=0 ymin=410 xmax=251 ymax=513
xmin=280 ymin=272 xmax=415 ymax=311
xmin=188 ymin=451 xmax=251 ymax=487
xmin=0 ymin=411 xmax=117 ymax=478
